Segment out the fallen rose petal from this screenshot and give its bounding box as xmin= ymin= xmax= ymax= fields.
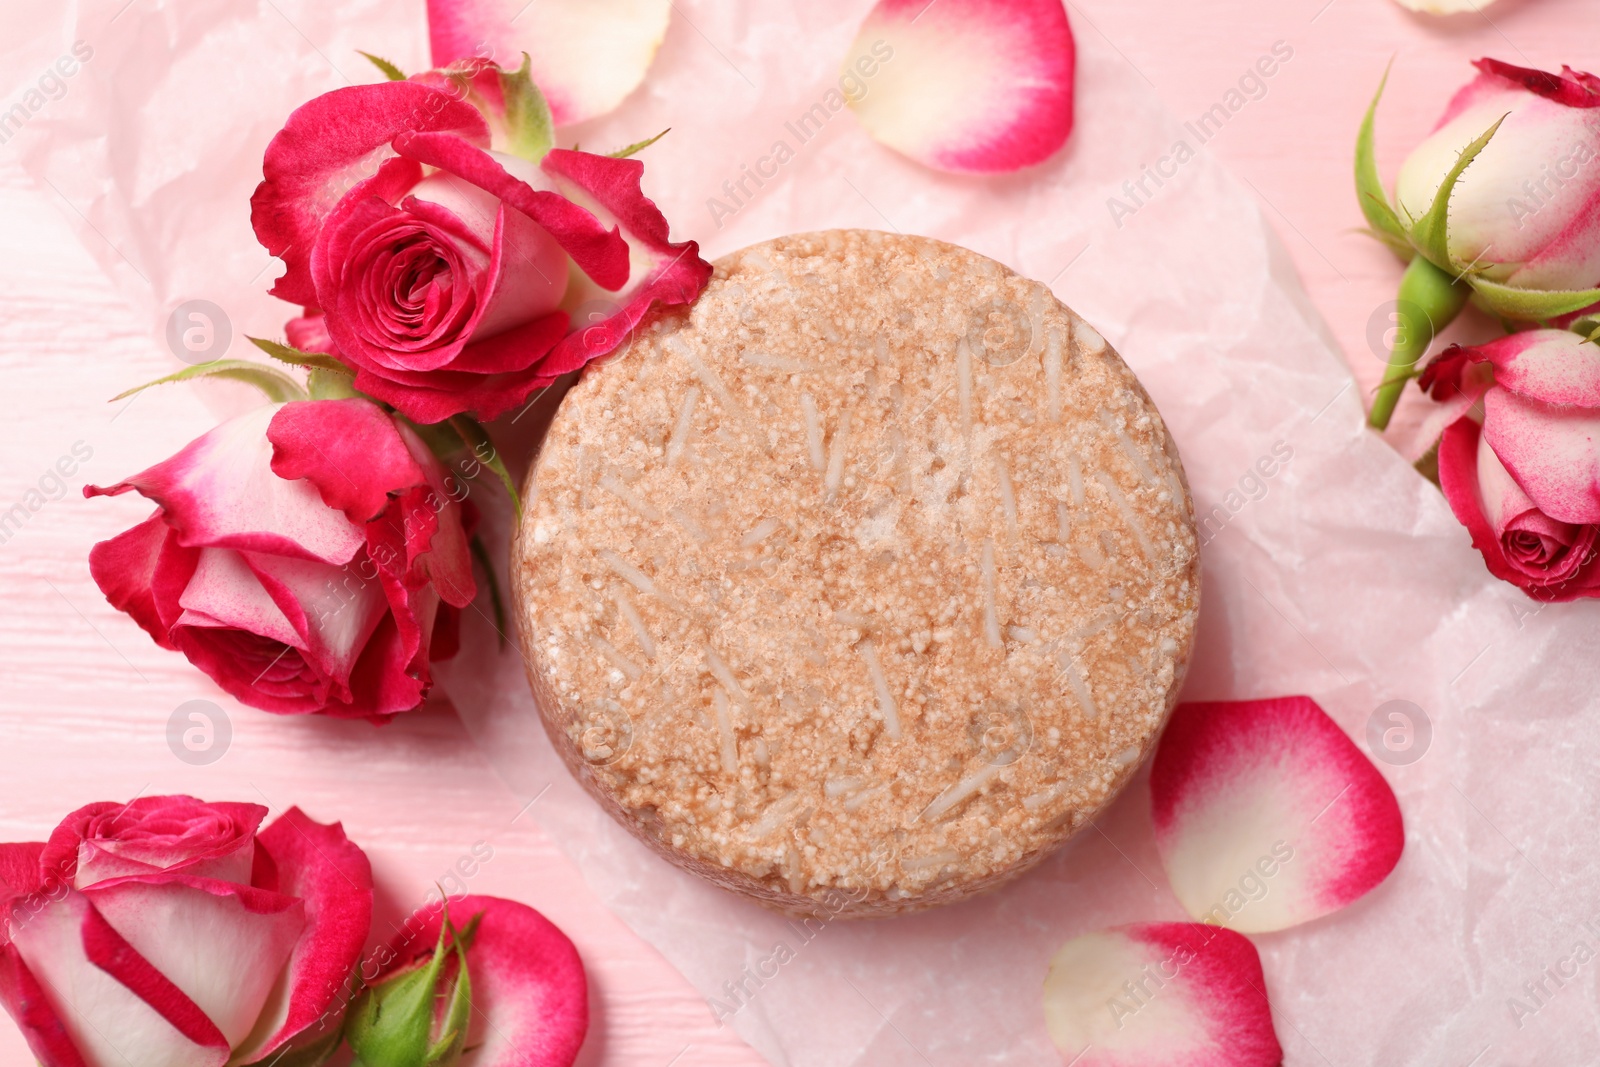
xmin=1042 ymin=923 xmax=1281 ymax=1067
xmin=1150 ymin=696 xmax=1404 ymax=933
xmin=376 ymin=895 xmax=587 ymax=1067
xmin=427 ymin=0 xmax=672 ymax=125
xmin=843 ymin=0 xmax=1075 ymax=173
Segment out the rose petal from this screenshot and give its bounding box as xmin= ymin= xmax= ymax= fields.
xmin=0 ymin=844 xmax=45 ymax=916
xmin=243 ymin=551 xmax=391 ymax=698
xmin=1445 ymin=329 xmax=1600 ymax=408
xmin=86 ymin=513 xmax=188 ymax=652
xmin=427 ymin=0 xmax=671 ymax=125
xmin=843 ymin=0 xmax=1075 ymax=174
xmin=229 ymin=809 xmax=373 ymax=1064
xmin=379 ymin=895 xmax=586 ymax=1067
xmin=178 ymin=548 xmax=304 ymax=650
xmin=251 ymin=83 xmax=489 ymax=307
xmin=268 ymin=399 xmax=428 ymax=524
xmin=391 ymin=133 xmax=629 ymax=291
xmin=41 ymin=798 xmax=266 ymax=891
xmin=1042 ymin=923 xmax=1280 ymax=1067
xmin=0 ymin=944 xmax=89 ymax=1067
xmin=538 ymin=149 xmax=713 ymax=378
xmin=84 ymin=876 xmax=304 ymax=1049
xmin=1482 ymin=386 xmax=1600 ymax=524
xmin=85 ymin=406 xmax=365 ymax=567
xmin=1475 ymin=58 xmax=1600 ymax=109
xmin=1442 ymin=417 xmax=1600 ymax=599
xmin=1150 ymin=696 xmax=1404 ymax=933
xmin=10 ymin=890 xmax=228 ymax=1067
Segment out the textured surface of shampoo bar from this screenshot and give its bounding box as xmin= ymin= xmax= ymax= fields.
xmin=514 ymin=231 xmax=1199 ymax=917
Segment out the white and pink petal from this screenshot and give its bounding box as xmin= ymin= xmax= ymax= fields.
xmin=83 ymin=876 xmax=304 ymax=1050
xmin=232 ymin=809 xmax=373 ymax=1065
xmin=1150 ymin=696 xmax=1404 ymax=934
xmin=843 ymin=0 xmax=1076 ymax=173
xmin=84 ymin=406 xmax=365 ymax=567
xmin=427 ymin=0 xmax=671 ymax=126
xmin=1482 ymin=386 xmax=1600 ymax=524
xmin=1042 ymin=923 xmax=1280 ymax=1067
xmin=10 ymin=890 xmax=229 ymax=1067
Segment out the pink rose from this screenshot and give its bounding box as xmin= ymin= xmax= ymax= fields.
xmin=84 ymin=397 xmax=476 ymax=720
xmin=250 ymin=63 xmax=712 ymax=424
xmin=1421 ymin=329 xmax=1600 ymax=599
xmin=1395 ymin=59 xmax=1600 ymax=293
xmin=0 ymin=797 xmax=373 ymax=1067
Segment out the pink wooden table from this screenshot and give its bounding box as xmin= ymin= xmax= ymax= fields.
xmin=0 ymin=0 xmax=1586 ymax=1063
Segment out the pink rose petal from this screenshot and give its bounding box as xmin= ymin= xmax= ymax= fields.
xmin=427 ymin=0 xmax=671 ymax=125
xmin=10 ymin=890 xmax=228 ymax=1067
xmin=1451 ymin=330 xmax=1600 ymax=408
xmin=1042 ymin=923 xmax=1281 ymax=1067
xmin=1150 ymin=696 xmax=1404 ymax=933
xmin=268 ymin=399 xmax=427 ymax=524
xmin=843 ymin=0 xmax=1075 ymax=173
xmin=84 ymin=876 xmax=303 ymax=1050
xmin=538 ymin=148 xmax=713 ymax=378
xmin=0 ymin=943 xmax=88 ymax=1067
xmin=231 ymin=809 xmax=373 ymax=1064
xmin=251 ymin=83 xmax=489 ymax=307
xmin=84 ymin=405 xmax=365 ymax=567
xmin=86 ymin=514 xmax=190 ymax=652
xmin=379 ymin=895 xmax=587 ymax=1067
xmin=1482 ymin=386 xmax=1600 ymax=524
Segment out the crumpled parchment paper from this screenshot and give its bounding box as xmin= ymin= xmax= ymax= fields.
xmin=15 ymin=1 xmax=1600 ymax=1064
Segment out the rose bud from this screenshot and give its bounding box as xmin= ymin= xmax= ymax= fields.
xmin=84 ymin=397 xmax=476 ymax=720
xmin=0 ymin=796 xmax=373 ymax=1067
xmin=348 ymin=895 xmax=587 ymax=1067
xmin=1356 ymin=59 xmax=1600 ymax=429
xmin=1419 ymin=328 xmax=1600 ymax=600
xmin=251 ymin=60 xmax=712 ymax=425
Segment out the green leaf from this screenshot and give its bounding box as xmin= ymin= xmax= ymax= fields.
xmin=1468 ymin=276 xmax=1600 ymax=323
xmin=111 ymin=360 xmax=307 ymax=403
xmin=448 ymin=415 xmax=522 ymax=517
xmin=469 ymin=534 xmax=508 ymax=648
xmin=360 ymin=51 xmax=407 ymax=81
xmin=1354 ymin=61 xmax=1410 ymax=254
xmin=308 ymin=367 xmax=359 ymax=400
xmin=496 ymin=54 xmax=555 ymax=162
xmin=248 ymin=336 xmax=350 ymax=373
xmin=608 ymin=128 xmax=671 ymax=159
xmin=1409 ymin=113 xmax=1507 ymax=271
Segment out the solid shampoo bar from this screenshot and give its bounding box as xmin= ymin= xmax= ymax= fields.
xmin=513 ymin=230 xmax=1199 ymax=916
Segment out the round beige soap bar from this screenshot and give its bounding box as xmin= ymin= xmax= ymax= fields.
xmin=514 ymin=230 xmax=1199 ymax=917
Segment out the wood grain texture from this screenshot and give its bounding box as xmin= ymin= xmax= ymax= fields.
xmin=1 ymin=1 xmax=1593 ymax=1063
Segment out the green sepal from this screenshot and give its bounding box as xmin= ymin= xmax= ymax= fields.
xmin=1569 ymin=316 xmax=1600 ymax=342
xmin=345 ymin=906 xmax=481 ymax=1067
xmin=360 ymin=52 xmax=407 ymax=81
xmin=608 ymin=128 xmax=671 ymax=159
xmin=110 ymin=360 xmax=308 ymax=403
xmin=469 ymin=534 xmax=509 ymax=648
xmin=1468 ymin=276 xmax=1600 ymax=323
xmin=1354 ymin=62 xmax=1410 ymax=255
xmin=448 ymin=416 xmax=521 ymax=517
xmin=1409 ymin=113 xmax=1507 ymax=272
xmin=248 ymin=337 xmax=349 ymax=374
xmin=494 ymin=54 xmax=555 ymax=163
xmin=308 ymin=367 xmax=359 ymax=400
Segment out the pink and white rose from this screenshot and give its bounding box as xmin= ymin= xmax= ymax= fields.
xmin=85 ymin=398 xmax=476 ymax=720
xmin=0 ymin=797 xmax=372 ymax=1067
xmin=1421 ymin=328 xmax=1600 ymax=599
xmin=251 ymin=64 xmax=711 ymax=424
xmin=1395 ymin=59 xmax=1600 ymax=294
